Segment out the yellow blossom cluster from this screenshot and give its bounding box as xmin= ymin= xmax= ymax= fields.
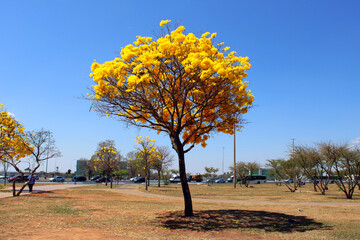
xmin=93 ymin=145 xmax=118 ymax=170
xmin=89 ymin=20 xmax=254 ymax=149
xmin=135 ymin=136 xmax=161 ymax=165
xmin=0 ymin=104 xmax=32 ymax=162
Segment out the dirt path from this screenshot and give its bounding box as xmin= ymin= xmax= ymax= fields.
xmin=112 ymin=184 xmax=360 ymax=206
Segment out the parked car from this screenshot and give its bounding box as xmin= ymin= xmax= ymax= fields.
xmin=8 ymin=175 xmax=27 ymax=182
xmin=72 ymin=176 xmax=87 ymax=182
xmin=2 ymin=175 xmax=15 ymax=180
xmin=214 ymin=178 xmax=226 ymax=183
xmin=90 ymin=176 xmax=101 ymax=181
xmin=95 ymin=177 xmax=110 ymax=183
xmin=192 ymin=174 xmax=203 ymax=182
xmin=206 ymin=178 xmax=216 ymax=183
xmin=284 ymin=179 xmax=294 ymax=184
xmin=133 ymin=177 xmax=145 ymax=183
xmin=169 ymin=175 xmax=181 ymax=183
xmin=49 ymin=176 xmax=65 ymax=182
xmin=227 ymin=176 xmax=234 ymax=182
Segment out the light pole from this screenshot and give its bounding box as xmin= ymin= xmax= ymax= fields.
xmin=222 ymin=147 xmax=224 ymax=175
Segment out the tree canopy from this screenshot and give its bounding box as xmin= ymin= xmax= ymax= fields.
xmin=0 ymin=104 xmax=32 ymax=163
xmin=89 ymin=20 xmax=254 ymax=151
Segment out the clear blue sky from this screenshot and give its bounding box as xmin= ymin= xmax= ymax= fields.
xmin=1 ymin=0 xmax=359 ymax=174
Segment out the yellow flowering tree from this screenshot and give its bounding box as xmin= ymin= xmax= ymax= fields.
xmin=89 ymin=20 xmax=254 ymax=216
xmin=1 ymin=104 xmax=61 ymax=196
xmin=1 ymin=104 xmax=33 ymax=196
xmin=92 ymin=140 xmax=120 ymax=188
xmin=133 ymin=136 xmax=159 ymax=190
xmin=0 ymin=104 xmax=31 ymax=166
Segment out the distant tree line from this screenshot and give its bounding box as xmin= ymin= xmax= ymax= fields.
xmin=267 ymin=142 xmax=360 ymax=199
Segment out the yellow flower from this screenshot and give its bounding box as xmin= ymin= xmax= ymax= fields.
xmin=160 ymin=20 xmax=171 ymax=27
xmin=223 ymin=46 xmax=230 ymax=51
xmin=201 ymin=32 xmax=210 ymax=38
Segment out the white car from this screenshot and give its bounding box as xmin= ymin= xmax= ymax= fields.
xmin=49 ymin=176 xmax=65 ymax=182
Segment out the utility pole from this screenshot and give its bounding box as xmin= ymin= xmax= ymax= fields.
xmin=233 ymin=123 xmax=236 ymax=188
xmin=222 ymin=147 xmax=224 ymax=175
xmin=291 ymin=138 xmax=295 ymax=154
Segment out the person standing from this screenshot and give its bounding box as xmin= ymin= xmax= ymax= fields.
xmin=28 ymin=175 xmax=36 ymax=193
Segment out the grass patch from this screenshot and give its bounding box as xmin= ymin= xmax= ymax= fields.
xmin=51 ymin=205 xmax=81 ymax=214
xmin=76 ymin=184 xmax=124 ymax=190
xmin=140 ymin=183 xmax=360 ymax=202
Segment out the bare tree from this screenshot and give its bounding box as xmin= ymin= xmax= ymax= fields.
xmin=245 ymin=161 xmax=260 ymax=187
xmin=319 ymin=142 xmax=360 ymax=199
xmin=266 ymin=159 xmax=283 ymax=186
xmin=292 ymin=145 xmax=330 ymax=194
xmin=229 ymin=161 xmax=248 ymax=186
xmin=152 ymin=146 xmax=174 ymax=187
xmin=9 ymin=129 xmax=61 ymax=196
xmin=126 ymin=151 xmax=139 ymax=178
xmin=267 ymin=158 xmax=301 ymax=192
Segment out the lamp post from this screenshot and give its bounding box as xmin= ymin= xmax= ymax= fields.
xmin=222 ymin=147 xmax=224 ymax=175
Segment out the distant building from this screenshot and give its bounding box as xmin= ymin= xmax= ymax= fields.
xmin=254 ymin=168 xmax=274 ymax=179
xmin=76 ymin=159 xmax=89 ymax=176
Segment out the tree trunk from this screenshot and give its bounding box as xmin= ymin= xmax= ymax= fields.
xmin=12 ymin=180 xmax=17 ymax=197
xmin=313 ymin=182 xmax=317 ymax=192
xmin=145 ymin=157 xmax=148 ymax=191
xmin=110 ymin=173 xmax=113 ymax=189
xmin=3 ymin=163 xmax=8 ymax=186
xmin=171 ymin=135 xmax=193 ymax=217
xmin=158 ymin=170 xmax=161 ymax=187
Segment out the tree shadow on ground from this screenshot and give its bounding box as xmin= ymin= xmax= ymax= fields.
xmin=157 ymin=209 xmax=331 ymax=233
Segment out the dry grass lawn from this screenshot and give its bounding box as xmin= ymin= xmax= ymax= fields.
xmin=140 ymin=183 xmax=360 ymax=202
xmin=0 ymin=184 xmax=359 ymax=239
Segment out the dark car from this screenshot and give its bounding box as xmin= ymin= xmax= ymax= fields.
xmin=214 ymin=178 xmax=226 ymax=183
xmin=95 ymin=177 xmax=110 ymax=183
xmin=206 ymin=178 xmax=216 ymax=183
xmin=90 ymin=176 xmax=101 ymax=181
xmin=133 ymin=177 xmax=145 ymax=183
xmin=72 ymin=176 xmax=87 ymax=182
xmin=8 ymin=175 xmax=27 ymax=182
